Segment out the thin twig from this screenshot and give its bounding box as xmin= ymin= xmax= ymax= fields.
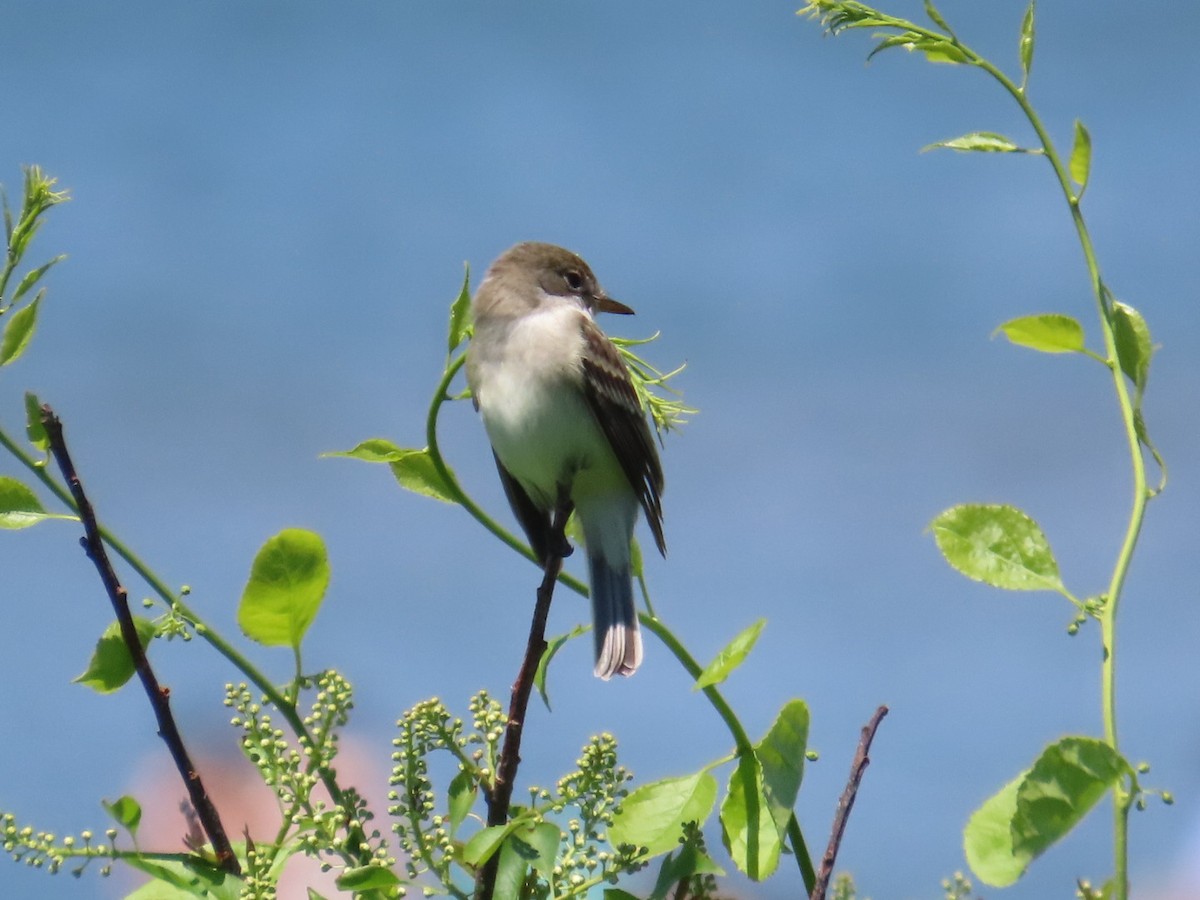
xmin=476 ymin=499 xmax=570 ymax=900
xmin=41 ymin=405 xmax=241 ymax=876
xmin=811 ymin=705 xmax=888 ymax=900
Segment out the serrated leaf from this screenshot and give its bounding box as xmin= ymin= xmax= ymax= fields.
xmin=73 ymin=617 xmax=157 ymax=693
xmin=964 ymin=737 xmax=1127 ymax=887
xmin=390 ymin=448 xmax=458 ymax=504
xmin=0 ymin=293 xmax=40 ymax=366
xmin=923 ymin=132 xmax=1024 ymax=154
xmin=1019 ymin=1 xmax=1036 ymax=83
xmin=510 ymin=821 xmax=560 ymax=878
xmin=448 ymin=265 xmax=472 ymax=353
xmin=1111 ymin=301 xmax=1152 ymax=393
xmin=1069 ymin=120 xmax=1092 ymax=188
xmin=334 ymin=865 xmax=401 ymax=891
xmin=755 ymin=699 xmax=810 ymax=833
xmin=535 ymin=624 xmax=588 ymax=711
xmin=322 ymin=437 xmax=408 ymax=463
xmin=237 ymin=529 xmax=330 ymax=648
xmin=448 ymin=770 xmax=477 ymax=835
xmin=930 ymin=504 xmax=1063 ymax=592
xmin=102 ymin=795 xmax=143 ymax=835
xmin=994 ymin=313 xmax=1085 ymax=353
xmin=694 ymin=619 xmax=766 ymax=690
xmin=610 ymin=771 xmax=718 ymax=858
xmin=720 ymin=754 xmax=781 ymax=880
xmin=24 ymin=392 xmax=48 ymax=452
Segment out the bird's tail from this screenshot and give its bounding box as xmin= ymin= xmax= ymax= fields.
xmin=588 ymin=551 xmax=643 ymax=679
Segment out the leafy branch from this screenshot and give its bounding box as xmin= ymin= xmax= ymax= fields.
xmin=801 ymin=1 xmax=1168 ymax=896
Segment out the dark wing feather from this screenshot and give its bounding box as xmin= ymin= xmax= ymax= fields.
xmin=579 ymin=318 xmax=666 ymax=556
xmin=492 ymin=451 xmax=554 ymax=565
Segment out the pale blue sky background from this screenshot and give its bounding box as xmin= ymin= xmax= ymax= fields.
xmin=2 ymin=2 xmax=1198 ymax=898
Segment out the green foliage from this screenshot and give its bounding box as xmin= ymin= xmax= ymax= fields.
xmin=237 ymin=528 xmax=330 ymax=649
xmin=74 ymin=617 xmax=158 ymax=693
xmin=800 ymin=2 xmax=1166 ymax=896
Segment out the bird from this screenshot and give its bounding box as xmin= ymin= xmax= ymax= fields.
xmin=465 ymin=241 xmax=665 ymax=679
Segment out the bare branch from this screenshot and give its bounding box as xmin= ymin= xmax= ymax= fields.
xmin=41 ymin=405 xmax=241 ymax=876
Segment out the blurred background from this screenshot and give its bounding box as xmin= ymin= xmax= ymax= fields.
xmin=2 ymin=1 xmax=1197 ymax=897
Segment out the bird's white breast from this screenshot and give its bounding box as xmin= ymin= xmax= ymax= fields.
xmin=468 ymin=302 xmax=625 ymax=509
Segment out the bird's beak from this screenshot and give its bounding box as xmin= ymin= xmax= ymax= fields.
xmin=595 ymin=295 xmax=636 ymax=315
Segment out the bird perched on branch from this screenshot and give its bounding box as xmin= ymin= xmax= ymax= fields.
xmin=465 ymin=242 xmax=666 ymax=679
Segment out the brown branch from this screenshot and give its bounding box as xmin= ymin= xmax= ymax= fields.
xmin=810 ymin=705 xmax=888 ymax=900
xmin=41 ymin=405 xmax=241 ymax=876
xmin=475 ymin=498 xmax=571 ymax=900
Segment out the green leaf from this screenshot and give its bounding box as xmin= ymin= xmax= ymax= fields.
xmin=124 ymin=853 xmax=241 ymax=899
xmin=1013 ymin=737 xmax=1128 ymax=858
xmin=510 ymin=821 xmax=560 ymax=879
xmin=755 ymin=699 xmax=810 ymax=833
xmin=447 ymin=770 xmax=477 ymax=835
xmin=73 ymin=617 xmax=157 ymax=694
xmin=720 ymin=754 xmax=781 ymax=880
xmin=237 ymin=529 xmax=330 ymax=648
xmin=923 ymin=132 xmax=1025 ymax=154
xmin=463 ymin=823 xmax=517 ymax=866
xmin=24 ymin=391 xmax=48 ymax=453
xmin=448 ymin=264 xmax=472 ymax=353
xmin=0 ymin=476 xmax=62 ymax=529
xmin=102 ymin=795 xmax=143 ymax=835
xmin=1069 ymin=120 xmax=1092 ymax=188
xmin=650 ymin=842 xmax=725 ymax=899
xmin=1111 ymin=301 xmax=1152 ymax=393
xmin=694 ymin=618 xmax=766 ymax=690
xmin=535 ymin=624 xmax=588 ymax=711
xmin=930 ymin=504 xmax=1063 ymax=592
xmin=964 ymin=771 xmax=1028 ymax=886
xmin=604 ymin=892 xmax=641 ymax=900
xmin=334 ymin=865 xmax=401 ymax=891
xmin=391 ymin=447 xmax=458 ymax=503
xmin=964 ymin=737 xmax=1127 ymax=887
xmin=493 ymin=836 xmax=528 ymax=900
xmin=923 ymin=0 xmax=953 ymax=36
xmin=11 ymin=254 xmax=65 ymax=306
xmin=0 ymin=293 xmax=41 ymax=366
xmin=610 ymin=771 xmax=718 ymax=858
xmin=919 ymin=39 xmax=967 ymax=64
xmin=994 ymin=313 xmax=1085 ymax=353
xmin=1019 ymin=1 xmax=1036 ymax=84
xmin=322 ymin=437 xmax=408 ymax=463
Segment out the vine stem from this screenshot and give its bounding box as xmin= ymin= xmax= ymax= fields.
xmin=969 ymin=52 xmax=1144 ymax=900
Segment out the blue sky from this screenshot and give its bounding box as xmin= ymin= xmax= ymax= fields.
xmin=2 ymin=2 xmax=1198 ymax=897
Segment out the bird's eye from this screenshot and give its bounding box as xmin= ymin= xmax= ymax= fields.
xmin=563 ymin=270 xmax=584 ymax=292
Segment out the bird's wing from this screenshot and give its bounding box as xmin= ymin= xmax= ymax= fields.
xmin=491 ymin=450 xmax=556 ymax=565
xmin=579 ymin=318 xmax=666 ymax=556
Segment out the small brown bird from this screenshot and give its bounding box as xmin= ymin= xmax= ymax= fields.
xmin=465 ymin=242 xmax=665 ymax=678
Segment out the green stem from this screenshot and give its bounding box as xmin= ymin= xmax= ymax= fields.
xmin=941 ymin=32 xmax=1144 ymax=900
